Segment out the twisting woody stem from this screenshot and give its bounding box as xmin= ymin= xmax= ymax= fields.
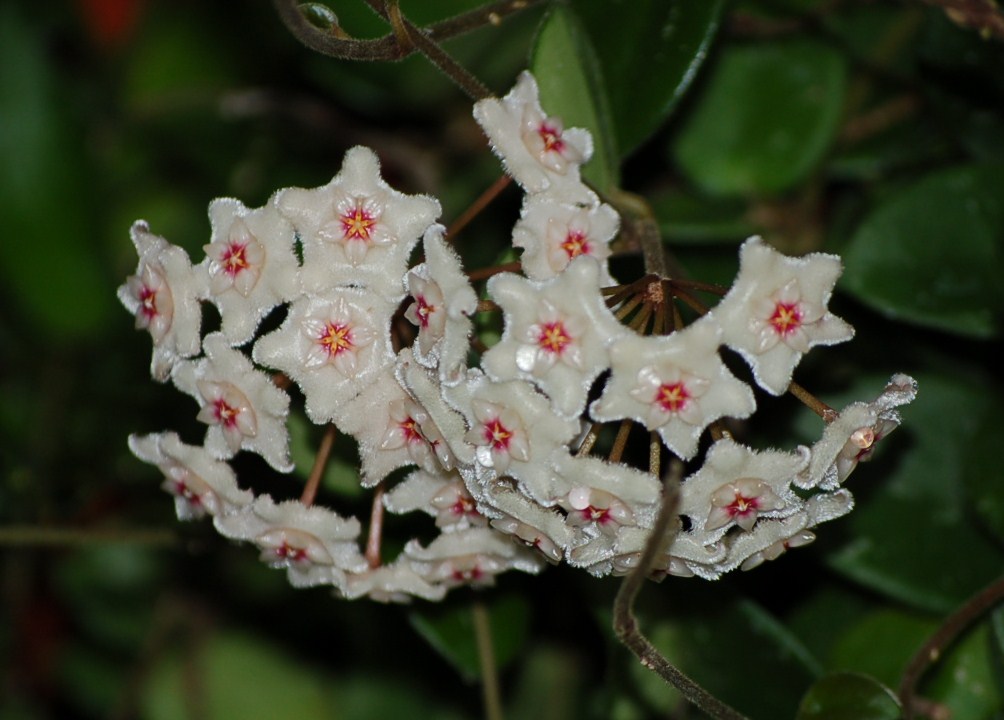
xmin=612 ymin=461 xmax=751 ymax=720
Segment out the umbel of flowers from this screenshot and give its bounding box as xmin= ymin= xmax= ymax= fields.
xmin=120 ymin=71 xmax=917 ymax=602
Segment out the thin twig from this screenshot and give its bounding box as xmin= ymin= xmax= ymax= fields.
xmin=899 ymin=574 xmax=1004 ymax=719
xmin=472 ymin=599 xmax=505 ymax=720
xmin=365 ymin=484 xmax=387 ymax=568
xmin=788 ymin=381 xmax=837 ymax=422
xmin=447 ymin=175 xmax=513 ymax=240
xmin=301 ymin=424 xmax=338 ymax=506
xmin=467 ymin=261 xmax=521 ymax=282
xmin=613 ymin=462 xmax=751 ymax=720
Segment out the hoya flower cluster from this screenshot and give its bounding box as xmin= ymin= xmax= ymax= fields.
xmin=121 ymin=71 xmax=916 ymax=602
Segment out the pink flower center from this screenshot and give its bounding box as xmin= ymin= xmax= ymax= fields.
xmin=318 ymin=322 xmax=354 ymax=357
xmin=483 ymin=418 xmax=514 ymax=452
xmin=580 ymin=505 xmax=613 ymax=525
xmin=340 ymin=204 xmax=377 ymax=242
xmin=400 ymin=416 xmax=424 ymax=445
xmin=452 ymin=565 xmax=483 ymax=583
xmin=212 ymin=398 xmax=241 ymax=429
xmin=537 ymin=321 xmax=572 ymax=355
xmin=172 ymin=479 xmax=200 ymax=505
xmin=220 ymin=241 xmax=250 ymax=277
xmin=275 ymin=542 xmax=308 ymax=563
xmin=561 ymin=230 xmax=590 ymax=259
xmin=138 ymin=284 xmax=159 ymax=320
xmin=537 ymin=121 xmax=566 ymax=154
xmin=414 ymin=295 xmax=435 ymax=329
xmin=769 ymin=302 xmax=803 ymax=336
xmin=655 ymin=382 xmax=690 ymax=414
xmin=725 ymin=492 xmax=760 ymax=523
xmin=450 ymin=495 xmax=478 ymax=519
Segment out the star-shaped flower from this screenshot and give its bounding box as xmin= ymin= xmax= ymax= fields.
xmin=677 ymin=437 xmax=806 ymax=545
xmin=275 ymin=146 xmax=440 ymax=299
xmin=404 ymin=526 xmax=544 ymax=589
xmin=199 ymin=197 xmax=300 ymax=345
xmin=473 ymin=72 xmax=594 ymax=197
xmin=128 ymin=432 xmax=253 ymax=521
xmin=711 ymin=236 xmax=854 ymax=395
xmin=342 ymin=559 xmax=447 ymax=603
xmin=215 ymin=494 xmax=367 ymax=590
xmin=590 ymin=317 xmax=756 ymax=460
xmin=118 ymin=221 xmax=205 ymax=381
xmin=403 ymin=225 xmax=477 ymax=385
xmin=384 ymin=468 xmax=487 ymax=530
xmin=172 ymin=332 xmax=293 ymax=472
xmin=798 ymin=374 xmax=918 ymax=490
xmin=446 ymin=373 xmax=579 ymax=503
xmin=482 ymin=257 xmax=627 ymax=418
xmin=252 ymin=289 xmax=395 ymax=424
xmin=513 ymin=195 xmax=618 ymax=281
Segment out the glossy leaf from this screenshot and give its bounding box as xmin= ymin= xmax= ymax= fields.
xmin=531 ymin=5 xmax=618 ymax=192
xmin=796 ymin=672 xmax=901 ymax=720
xmin=651 ymin=188 xmax=757 ymax=245
xmin=144 ymin=632 xmax=327 ymax=720
xmin=842 ymin=163 xmax=1004 ymax=338
xmin=0 ymin=5 xmax=113 ymax=339
xmin=827 ymin=373 xmax=1004 ymax=613
xmin=575 ymin=0 xmax=726 ymax=155
xmin=672 ymin=40 xmax=847 ymax=196
xmin=631 ymin=592 xmax=820 ymax=719
xmin=409 ymin=594 xmax=530 ymax=682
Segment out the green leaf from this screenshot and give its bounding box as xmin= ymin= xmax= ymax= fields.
xmin=575 ymin=0 xmax=726 ymax=155
xmin=796 ymin=673 xmax=901 ymax=720
xmin=409 ymin=594 xmax=530 ymax=682
xmin=651 ymin=188 xmax=757 ymax=245
xmin=965 ymin=409 xmax=1004 ymax=544
xmin=672 ymin=40 xmax=847 ymax=196
xmin=508 ymin=644 xmax=583 ymax=720
xmin=826 ymin=373 xmax=1004 ymax=612
xmin=0 ymin=5 xmax=113 ymax=339
xmin=531 ymin=5 xmax=618 ymax=193
xmin=842 ymin=163 xmax=1004 ymax=338
xmin=631 ymin=592 xmax=820 ymax=719
xmin=829 ymin=609 xmax=934 ymax=687
xmin=143 ymin=631 xmax=330 ymax=720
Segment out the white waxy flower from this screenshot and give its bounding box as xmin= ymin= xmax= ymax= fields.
xmin=172 ymin=333 xmax=292 ymax=472
xmin=591 ymin=317 xmax=757 ymax=460
xmin=483 ymin=257 xmax=626 ymax=418
xmin=200 ymin=197 xmax=300 ymax=345
xmin=343 ymin=559 xmax=448 ymax=603
xmin=384 ymin=469 xmax=487 ymax=530
xmin=798 ymin=374 xmax=918 ymax=490
xmin=711 ymin=236 xmax=854 ymax=395
xmin=552 ymin=453 xmax=662 ymax=534
xmin=731 ymin=490 xmax=853 ymax=573
xmin=215 ymin=495 xmax=367 ymax=590
xmin=404 ymin=526 xmax=544 ymax=589
xmin=253 ymin=289 xmax=395 ymax=424
xmin=473 ymin=71 xmax=594 ymax=196
xmin=513 ymin=195 xmax=618 ymax=281
xmin=447 ymin=373 xmax=579 ymax=503
xmin=678 ymin=437 xmax=806 ymax=544
xmin=275 ymin=146 xmax=440 ymax=299
xmin=335 ymin=371 xmax=443 ymax=486
xmin=403 ymin=225 xmax=477 ymax=385
xmin=608 ymin=526 xmax=727 ymax=581
xmin=128 ymin=432 xmax=253 ymax=521
xmin=484 ymin=483 xmax=573 ymax=564
xmin=118 ymin=221 xmax=205 ymax=381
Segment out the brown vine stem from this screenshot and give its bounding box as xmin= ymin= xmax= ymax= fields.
xmin=613 ymin=461 xmax=751 ymax=720
xmin=608 ymin=420 xmax=634 ymax=464
xmin=365 ymin=484 xmax=387 ymax=568
xmin=447 ymin=175 xmax=513 ymax=240
xmin=272 ymin=0 xmax=545 ymax=61
xmin=467 ymin=260 xmax=522 ymax=282
xmin=913 ymin=0 xmax=1004 ymax=40
xmin=301 ymin=424 xmax=338 ymax=506
xmin=472 ymin=599 xmax=505 ymax=720
xmin=788 ymin=381 xmax=837 ymax=423
xmin=899 ymin=574 xmax=1004 ymax=720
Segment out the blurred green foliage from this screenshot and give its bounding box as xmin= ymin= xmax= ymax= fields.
xmin=2 ymin=0 xmax=1003 ymax=718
